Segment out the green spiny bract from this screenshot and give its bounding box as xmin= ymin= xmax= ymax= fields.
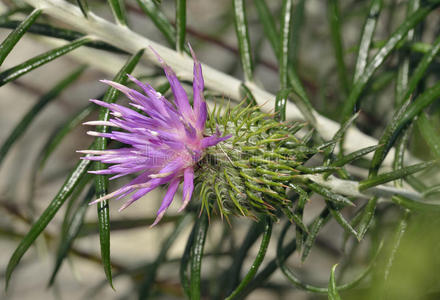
xmin=195 ymin=102 xmax=317 ymax=222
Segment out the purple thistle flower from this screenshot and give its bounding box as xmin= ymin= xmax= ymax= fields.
xmin=79 ymin=47 xmax=230 ymax=226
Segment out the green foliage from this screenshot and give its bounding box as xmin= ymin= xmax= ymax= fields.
xmin=232 ymin=0 xmax=254 ymax=82
xmin=93 ymin=48 xmax=145 ymax=288
xmin=0 ymin=9 xmax=42 ymax=66
xmin=1 ymin=0 xmax=440 ymax=299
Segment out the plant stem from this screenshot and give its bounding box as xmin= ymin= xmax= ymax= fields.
xmin=304 ymin=174 xmax=423 ymax=202
xmin=24 ymin=0 xmax=411 ymax=165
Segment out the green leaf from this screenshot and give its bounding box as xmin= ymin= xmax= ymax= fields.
xmin=138 ymin=215 xmax=192 ymax=298
xmin=93 ymin=48 xmax=144 ymax=288
xmin=0 ymin=9 xmax=42 ymax=66
xmin=254 ymin=0 xmax=278 ymax=55
xmin=325 ymin=112 xmax=359 ymax=163
xmin=309 ymin=183 xmax=355 ymax=207
xmin=27 ymin=103 xmax=96 ymax=215
xmin=288 ymin=74 xmax=316 ymax=121
xmin=342 ymin=1 xmax=440 ymax=121
xmin=404 ymin=175 xmax=427 ymax=193
xmin=290 ymin=183 xmax=308 ymax=252
xmin=0 ymin=37 xmax=91 ymax=87
xmin=5 ymin=146 xmax=94 ymax=290
xmin=370 ymin=81 xmax=440 ymax=176
xmin=279 ymin=0 xmax=293 ymax=90
xmin=241 ymin=223 xmax=297 ymax=297
xmin=278 ymin=212 xmax=380 ymax=293
xmin=48 ymin=184 xmax=94 ymax=286
xmin=0 ymin=20 xmax=125 ymax=53
xmin=417 ymin=113 xmax=440 ymax=160
xmin=355 ymin=197 xmax=377 ymax=240
xmin=136 ymin=0 xmax=175 ymax=46
xmin=328 ymin=264 xmax=342 ymax=300
xmin=395 ymin=0 xmax=420 ymax=107
xmin=254 ymin=0 xmax=313 ymax=118
xmin=302 ymin=209 xmax=331 ymax=261
xmin=290 ymin=0 xmax=306 ymax=67
xmin=76 ymin=0 xmax=89 ymax=18
xmin=331 ymin=145 xmax=380 ymax=167
xmin=107 ymin=0 xmax=127 ymax=26
xmin=328 ymin=0 xmax=350 ymax=94
xmin=393 ymin=0 xmax=421 ymax=187
xmin=240 ymin=83 xmax=258 ymax=106
xmin=232 ymin=0 xmax=254 ymax=82
xmin=422 ymin=184 xmax=440 ymax=198
xmin=0 ymin=65 xmax=87 ymax=166
xmin=225 ymin=218 xmax=272 ymax=300
xmin=175 ymin=0 xmax=186 ymax=52
xmin=409 ymin=41 xmax=433 ymax=53
xmin=371 ymin=71 xmax=395 ymax=92
xmin=353 ymin=0 xmax=382 ymax=83
xmin=60 ymin=172 xmax=94 ymax=236
xmin=360 ymin=161 xmax=435 ymax=191
xmin=391 ymin=195 xmax=440 ymax=212
xmin=180 ymin=218 xmax=197 ymax=298
xmin=97 ymin=200 xmax=113 ymax=287
xmin=395 ymin=58 xmax=410 ymax=109
xmin=190 ymin=212 xmax=209 ymax=299
xmin=382 ymin=210 xmax=409 ymax=285
xmin=275 ymin=89 xmax=288 ymax=122
xmin=223 ymin=221 xmax=265 ymax=295
xmin=328 ymin=205 xmax=358 ymax=239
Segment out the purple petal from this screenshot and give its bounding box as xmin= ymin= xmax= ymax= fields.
xmin=127 ymin=74 xmax=171 ymax=116
xmin=149 ymin=47 xmax=193 ymax=119
xmin=151 ymin=177 xmax=181 ymax=227
xmin=113 ymin=171 xmax=152 ymax=198
xmin=179 ymin=167 xmax=194 ymax=212
xmin=90 ymin=99 xmax=151 ymax=122
xmin=195 ymin=102 xmax=208 ymax=132
xmin=117 ymin=188 xmax=149 ymax=211
xmin=146 ymin=157 xmax=185 ymax=180
xmin=100 ymin=80 xmax=172 ymax=123
xmin=189 ymin=45 xmax=204 ymax=116
xmin=118 ymin=176 xmax=170 ymax=211
xmin=201 ymin=134 xmax=232 ymax=148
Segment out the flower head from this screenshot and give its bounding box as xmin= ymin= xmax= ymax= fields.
xmin=79 ymin=47 xmax=229 ymax=226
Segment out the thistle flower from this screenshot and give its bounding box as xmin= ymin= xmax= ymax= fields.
xmin=79 ymin=50 xmax=361 ymax=228
xmin=79 ymin=48 xmax=230 ymax=226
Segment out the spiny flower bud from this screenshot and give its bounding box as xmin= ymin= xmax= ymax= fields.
xmin=195 ymin=102 xmax=316 ymax=222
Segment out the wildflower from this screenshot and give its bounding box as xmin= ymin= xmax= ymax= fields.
xmin=79 ymin=47 xmax=230 ymax=226
xmin=79 ymin=50 xmax=346 ymax=227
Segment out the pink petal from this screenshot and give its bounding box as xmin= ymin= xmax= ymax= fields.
xmin=151 ymin=177 xmax=181 ymax=227
xmin=149 ymin=47 xmax=193 ymax=119
xmin=179 ymin=167 xmax=194 ymax=212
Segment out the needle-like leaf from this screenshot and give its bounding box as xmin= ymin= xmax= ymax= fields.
xmin=0 ymin=9 xmax=42 ymax=66
xmin=0 ymin=37 xmax=91 ymax=87
xmin=232 ymin=0 xmax=254 ymax=82
xmin=93 ymin=48 xmax=145 ymax=288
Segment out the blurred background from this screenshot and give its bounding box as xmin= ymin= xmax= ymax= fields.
xmin=1 ymin=0 xmax=440 ymax=299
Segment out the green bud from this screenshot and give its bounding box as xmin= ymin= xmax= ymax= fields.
xmin=195 ymin=102 xmax=316 ymax=221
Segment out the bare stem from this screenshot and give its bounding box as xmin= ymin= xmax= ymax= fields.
xmin=304 ymin=174 xmax=423 ymax=202
xmin=25 ymin=0 xmax=402 ymax=165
